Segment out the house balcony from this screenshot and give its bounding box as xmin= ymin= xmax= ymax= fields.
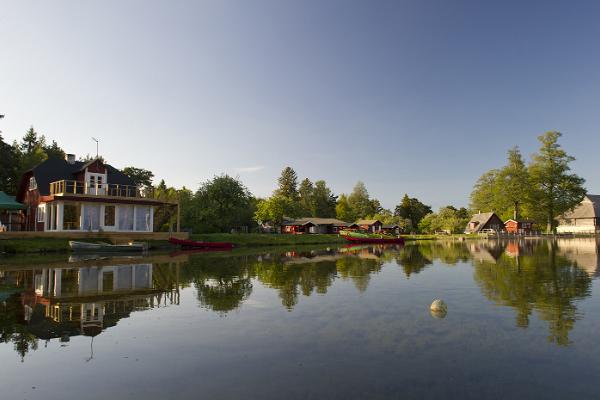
xmin=49 ymin=180 xmax=153 ymax=199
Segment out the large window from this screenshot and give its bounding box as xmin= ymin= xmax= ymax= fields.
xmin=37 ymin=205 xmax=46 ymax=223
xmin=63 ymin=203 xmax=81 ymax=230
xmin=104 ymin=205 xmax=116 ymax=227
xmin=83 ymin=204 xmax=101 ymax=231
xmin=118 ymin=205 xmax=134 ymax=231
xmin=135 ymin=206 xmax=151 ymax=231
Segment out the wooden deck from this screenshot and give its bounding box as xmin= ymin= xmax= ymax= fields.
xmin=0 ymin=231 xmax=189 ymax=241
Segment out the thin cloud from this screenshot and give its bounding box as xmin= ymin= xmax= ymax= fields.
xmin=233 ymin=165 xmax=265 ymax=173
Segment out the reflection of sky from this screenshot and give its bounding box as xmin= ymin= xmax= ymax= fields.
xmin=1 ymin=245 xmax=600 ymax=399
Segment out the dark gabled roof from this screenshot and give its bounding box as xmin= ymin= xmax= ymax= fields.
xmin=28 ymin=157 xmax=135 ymax=196
xmin=282 ymin=218 xmax=350 ymax=226
xmin=356 ymin=219 xmax=382 ymax=225
xmin=465 ymin=212 xmax=501 ymax=233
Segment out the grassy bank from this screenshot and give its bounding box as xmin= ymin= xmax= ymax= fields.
xmin=0 ymin=233 xmax=346 ymax=254
xmin=0 ymin=232 xmax=498 ymax=255
xmin=190 ymin=233 xmax=347 ymax=247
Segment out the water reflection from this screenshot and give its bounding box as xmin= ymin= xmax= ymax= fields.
xmin=1 ymin=239 xmax=599 ymax=362
xmin=0 ymin=256 xmax=183 ymax=360
xmin=471 ymin=239 xmax=593 ymax=345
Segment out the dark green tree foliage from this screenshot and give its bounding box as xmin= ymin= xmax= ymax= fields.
xmin=529 ymin=132 xmax=586 ymax=231
xmin=275 ymin=166 xmax=299 ymax=200
xmin=0 ymin=134 xmax=19 ymax=193
xmin=43 ymin=140 xmax=66 ymax=159
xmin=336 ymin=194 xmax=356 ymax=222
xmin=394 ymin=194 xmax=432 ymax=231
xmin=312 ymin=180 xmax=337 ymax=218
xmin=347 ymin=181 xmax=376 ymax=218
xmin=122 ymin=167 xmax=155 ymax=188
xmin=188 ymin=175 xmax=255 ymax=233
xmin=298 ymin=178 xmax=314 ymax=216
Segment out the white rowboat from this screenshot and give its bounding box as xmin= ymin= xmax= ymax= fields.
xmin=69 ymin=241 xmax=147 ymax=252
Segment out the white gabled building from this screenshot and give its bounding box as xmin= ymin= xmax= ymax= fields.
xmin=557 ymin=195 xmax=600 ymax=234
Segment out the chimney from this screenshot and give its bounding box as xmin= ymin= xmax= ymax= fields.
xmin=65 ymin=154 xmax=76 ymax=164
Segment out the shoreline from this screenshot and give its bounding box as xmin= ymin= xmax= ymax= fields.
xmin=1 ymin=233 xmax=596 ymax=255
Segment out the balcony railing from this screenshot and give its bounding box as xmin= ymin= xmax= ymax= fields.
xmin=49 ymin=180 xmax=153 ymax=199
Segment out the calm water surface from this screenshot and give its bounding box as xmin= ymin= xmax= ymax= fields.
xmin=2 ymin=239 xmax=600 ymax=400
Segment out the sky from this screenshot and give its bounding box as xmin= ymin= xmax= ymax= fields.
xmin=1 ymin=0 xmax=599 ymax=210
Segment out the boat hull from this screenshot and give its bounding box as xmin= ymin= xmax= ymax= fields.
xmin=168 ymin=237 xmax=234 ymax=249
xmin=69 ymin=241 xmax=147 ymax=252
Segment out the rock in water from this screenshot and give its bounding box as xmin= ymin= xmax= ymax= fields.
xmin=430 ymin=299 xmax=447 ymax=312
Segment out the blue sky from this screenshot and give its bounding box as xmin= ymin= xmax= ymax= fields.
xmin=1 ymin=0 xmax=599 ymax=210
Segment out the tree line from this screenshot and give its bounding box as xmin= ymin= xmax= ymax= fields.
xmin=469 ymin=131 xmax=586 ymax=232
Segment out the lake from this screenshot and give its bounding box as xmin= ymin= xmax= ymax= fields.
xmin=1 ymin=238 xmax=600 ymax=399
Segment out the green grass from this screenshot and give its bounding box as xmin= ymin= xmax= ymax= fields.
xmin=0 ymin=238 xmax=72 ymax=254
xmin=189 ymin=233 xmax=347 ymax=247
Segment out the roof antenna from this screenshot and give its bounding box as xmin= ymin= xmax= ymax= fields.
xmin=91 ymin=137 xmax=99 ymax=159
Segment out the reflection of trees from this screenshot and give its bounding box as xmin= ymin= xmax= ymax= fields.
xmin=394 ymin=245 xmax=433 ymax=277
xmin=336 ymin=257 xmax=383 ymax=292
xmin=473 ymin=241 xmax=592 ymax=346
xmin=180 ymin=257 xmax=253 ymax=314
xmin=0 ymin=298 xmax=39 ymax=362
xmin=254 ymin=259 xmax=337 ymax=309
xmin=418 ymin=242 xmax=472 ymax=265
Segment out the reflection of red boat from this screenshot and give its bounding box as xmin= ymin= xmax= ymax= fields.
xmin=168 ymin=237 xmax=234 ymax=249
xmin=339 ymin=231 xmax=404 ymax=245
xmin=343 ymin=236 xmax=404 ymax=244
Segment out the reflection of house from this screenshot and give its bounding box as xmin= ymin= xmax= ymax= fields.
xmin=381 ymin=224 xmax=400 ymax=235
xmin=281 ymin=218 xmax=352 ymax=234
xmin=1 ymin=262 xmax=181 ymax=341
xmin=355 ymin=219 xmax=383 ymax=233
xmin=504 ymin=219 xmax=534 ymax=234
xmin=556 ymin=238 xmax=600 ymax=276
xmin=16 ymin=155 xmax=176 ymax=232
xmin=557 ymin=195 xmax=600 ymax=234
xmin=465 ymin=212 xmax=504 ymax=234
xmin=468 ymin=242 xmax=505 ymax=264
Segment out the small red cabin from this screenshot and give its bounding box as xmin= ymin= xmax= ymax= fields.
xmin=504 ymin=219 xmax=534 ymax=234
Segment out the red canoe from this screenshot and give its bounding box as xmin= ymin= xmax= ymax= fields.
xmin=169 ymin=237 xmax=234 ymax=249
xmin=343 ymin=236 xmax=404 ymax=244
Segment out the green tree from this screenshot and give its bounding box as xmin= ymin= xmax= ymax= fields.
xmin=122 ymin=167 xmax=155 ymax=188
xmin=312 ymin=180 xmax=337 ymax=217
xmin=254 ymin=195 xmax=300 ymax=225
xmin=0 ymin=135 xmax=19 ymax=193
xmin=394 ymin=194 xmax=432 ymax=231
xmin=336 ymin=194 xmax=356 ymax=222
xmin=493 ymin=147 xmax=531 ymax=220
xmin=470 ymin=169 xmax=500 ymax=214
xmin=188 ymin=175 xmax=255 ymax=233
xmin=347 ymin=181 xmax=376 ymax=219
xmin=528 ymin=131 xmax=586 ymax=232
xmin=298 ymin=178 xmax=314 ymax=216
xmin=43 ymin=140 xmax=65 ymax=159
xmin=275 ymin=166 xmax=299 ymax=200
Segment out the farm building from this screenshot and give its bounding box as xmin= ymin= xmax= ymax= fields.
xmin=464 ymin=212 xmax=504 ymax=234
xmin=557 ymin=195 xmax=600 ymax=234
xmin=504 ymin=219 xmax=534 ymax=234
xmin=355 ymin=219 xmax=383 ymax=233
xmin=281 ymin=218 xmax=352 ymax=234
